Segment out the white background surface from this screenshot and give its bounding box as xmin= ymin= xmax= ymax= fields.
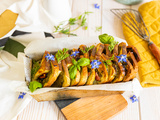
xmin=18 ymin=0 xmax=160 ymax=120
xmin=1 ymin=0 xmax=159 ymax=120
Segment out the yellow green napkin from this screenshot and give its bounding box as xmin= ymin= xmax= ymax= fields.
xmin=123 ymin=1 xmax=160 ymax=87
xmin=0 ymin=10 xmax=18 ymax=38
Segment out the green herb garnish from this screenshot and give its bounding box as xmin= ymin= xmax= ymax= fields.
xmin=99 ymin=34 xmax=118 ymax=52
xmin=55 ymin=48 xmax=70 ymax=63
xmin=53 ymin=11 xmax=92 ymax=36
xmin=81 ymin=45 xmax=94 ymax=54
xmin=104 ymin=55 xmax=114 ymax=67
xmin=29 ymin=81 xmax=42 ymax=93
xmin=31 ymin=60 xmax=41 ymax=78
xmin=69 ymin=58 xmax=90 ymax=80
xmin=95 ymin=26 xmax=102 ymax=32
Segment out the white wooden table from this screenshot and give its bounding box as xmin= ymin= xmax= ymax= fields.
xmin=17 ymin=0 xmax=160 ymax=120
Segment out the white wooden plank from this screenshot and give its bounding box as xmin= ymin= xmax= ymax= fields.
xmin=102 ymin=0 xmax=131 ymax=39
xmin=17 ymin=99 xmax=59 ymax=120
xmin=69 ymin=0 xmax=102 ymax=36
xmin=139 ymin=88 xmax=160 ymax=120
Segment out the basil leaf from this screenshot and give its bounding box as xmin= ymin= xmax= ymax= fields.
xmin=99 ymin=34 xmax=118 ymax=52
xmin=99 ymin=34 xmax=114 ymax=44
xmin=77 ymin=58 xmax=90 ymax=66
xmin=69 ymin=65 xmax=77 ymax=80
xmin=77 ymin=65 xmax=81 ymax=71
xmin=3 ymin=38 xmax=25 ymax=57
xmin=72 ymin=58 xmax=77 ymax=65
xmin=29 ymin=81 xmax=42 ymax=93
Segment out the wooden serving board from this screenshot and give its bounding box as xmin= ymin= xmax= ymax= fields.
xmin=55 ymin=94 xmax=128 ymax=120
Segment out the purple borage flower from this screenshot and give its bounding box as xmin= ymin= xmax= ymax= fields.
xmin=70 ymin=51 xmax=79 ymax=57
xmin=18 ymin=92 xmax=26 ymax=99
xmin=91 ymin=60 xmax=101 ymax=69
xmin=116 ymin=54 xmax=127 ymax=63
xmin=45 ymin=53 xmax=55 ymax=61
xmin=130 ymin=95 xmax=138 ymax=103
xmin=94 ymin=3 xmax=100 ymax=9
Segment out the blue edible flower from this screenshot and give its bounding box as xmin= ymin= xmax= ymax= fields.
xmin=94 ymin=4 xmax=100 ymax=9
xmin=18 ymin=92 xmax=26 ymax=99
xmin=71 ymin=51 xmax=79 ymax=57
xmin=130 ymin=95 xmax=138 ymax=103
xmin=116 ymin=54 xmax=127 ymax=63
xmin=45 ymin=54 xmax=55 ymax=61
xmin=91 ymin=60 xmax=101 ymax=69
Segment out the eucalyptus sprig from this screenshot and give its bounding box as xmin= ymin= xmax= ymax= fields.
xmin=103 ymin=55 xmax=114 ymax=67
xmin=80 ymin=45 xmax=95 ymax=54
xmin=69 ymin=58 xmax=90 ymax=80
xmin=54 ymin=11 xmax=93 ymax=36
xmin=55 ymin=48 xmax=70 ymax=63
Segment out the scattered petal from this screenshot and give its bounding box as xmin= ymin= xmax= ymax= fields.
xmin=18 ymin=92 xmax=26 ymax=99
xmin=130 ymin=95 xmax=138 ymax=103
xmin=94 ymin=4 xmax=100 ymax=9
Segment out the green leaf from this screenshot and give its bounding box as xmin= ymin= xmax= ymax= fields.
xmin=105 ymin=60 xmax=112 ymax=65
xmin=31 ymin=60 xmax=41 ymax=78
xmin=103 ymin=61 xmax=108 ymax=68
xmin=99 ymin=34 xmax=114 ymax=44
xmin=81 ymin=46 xmax=94 ymax=54
xmin=104 ymin=55 xmax=114 ymax=66
xmin=69 ymin=18 xmax=77 ymax=25
xmin=53 ymin=11 xmax=92 ymax=36
xmin=0 ymin=46 xmax=4 ymax=50
xmin=72 ymin=58 xmax=77 ymax=65
xmin=55 ymin=48 xmax=69 ymax=63
xmin=77 ymin=58 xmax=90 ymax=66
xmin=95 ymin=26 xmax=102 ymax=32
xmin=78 ymin=15 xmax=82 ymax=20
xmin=99 ymin=34 xmax=118 ymax=52
xmin=69 ymin=65 xmax=77 ymax=80
xmin=60 ymin=28 xmax=70 ymax=34
xmin=81 ymin=49 xmax=86 ymax=54
xmin=3 ymin=38 xmax=25 ymax=57
xmin=84 ymin=26 xmax=88 ymax=30
xmin=110 ymin=54 xmax=114 ymax=60
xmin=81 ymin=15 xmax=86 ymax=26
xmin=84 ymin=11 xmax=93 ymax=15
xmin=77 ymin=65 xmax=81 ymax=71
xmin=29 ymin=81 xmax=42 ymax=93
xmin=86 ymin=45 xmax=94 ymax=53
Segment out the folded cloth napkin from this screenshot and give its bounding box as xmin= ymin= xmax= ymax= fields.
xmin=0 ymin=0 xmax=71 ymax=38
xmin=0 ymin=10 xmax=18 ymax=38
xmin=0 ymin=31 xmax=55 ymax=120
xmin=0 ymin=0 xmax=71 ymax=119
xmin=122 ymin=1 xmax=160 ymax=87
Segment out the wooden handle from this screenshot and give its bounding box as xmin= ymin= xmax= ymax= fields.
xmin=148 ymin=42 xmax=160 ymax=64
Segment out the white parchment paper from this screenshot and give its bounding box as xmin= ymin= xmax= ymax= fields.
xmin=16 ymin=36 xmax=143 ymax=96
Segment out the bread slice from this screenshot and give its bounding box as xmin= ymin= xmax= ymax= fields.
xmin=33 ymin=51 xmax=51 ymax=80
xmin=43 ymin=58 xmax=60 ymax=87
